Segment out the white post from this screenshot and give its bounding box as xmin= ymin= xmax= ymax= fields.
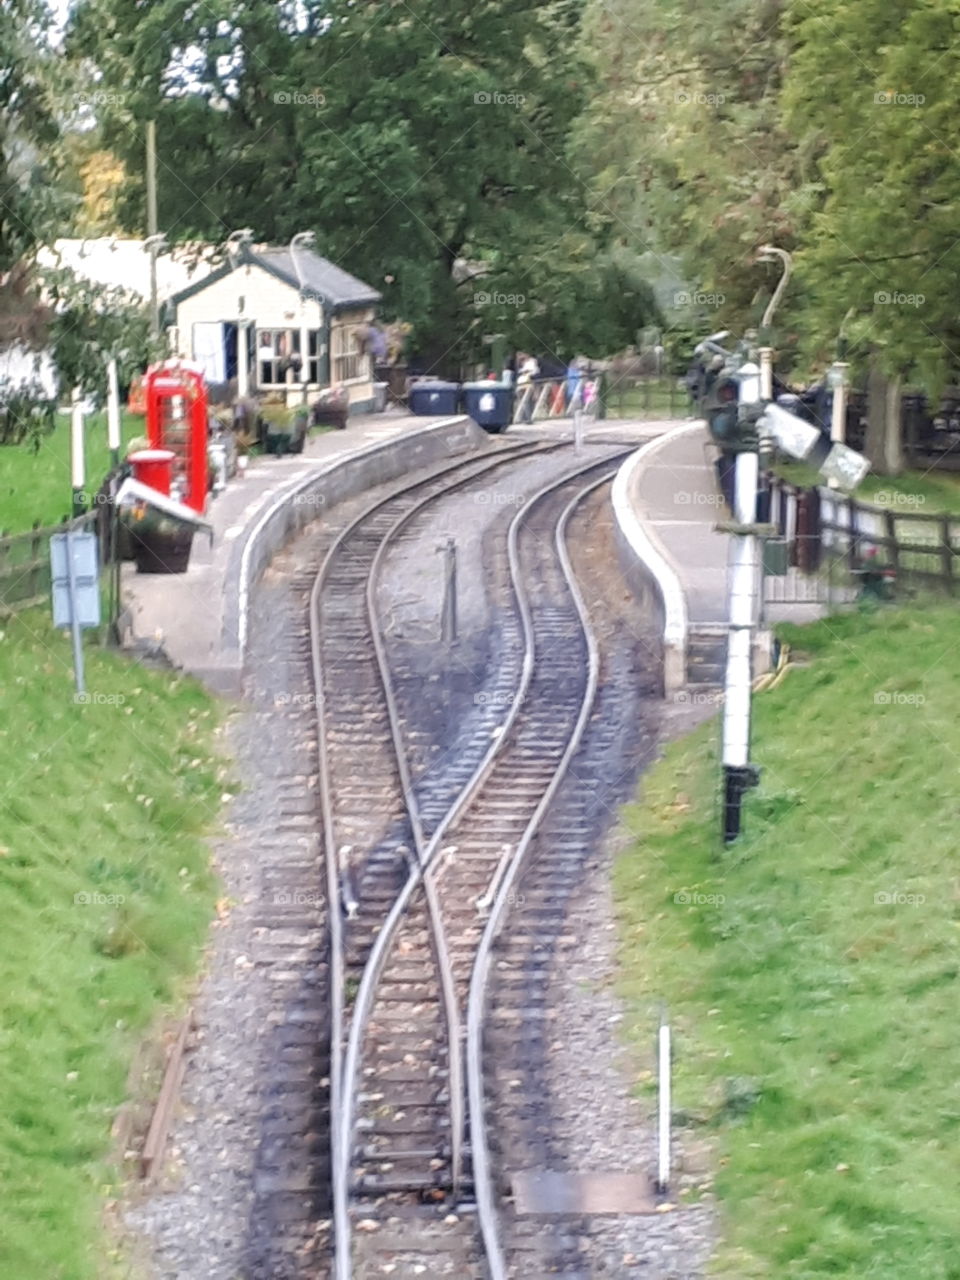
xmin=574 ymin=409 xmax=584 ymax=454
xmin=721 ymin=364 xmax=762 ymax=842
xmin=237 ymin=321 xmax=250 ymax=398
xmin=830 ymin=362 xmax=849 ymax=444
xmin=657 ymin=1014 xmax=671 ymax=1193
xmin=70 ymin=388 xmax=86 ymax=516
xmin=300 ymin=322 xmax=311 ymax=387
xmin=758 ymin=347 xmax=774 ymax=402
xmin=65 ymin=529 xmax=86 ymax=696
xmin=106 ymin=359 xmax=122 ymax=467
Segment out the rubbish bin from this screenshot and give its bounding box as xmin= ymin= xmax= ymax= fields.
xmin=461 ymin=381 xmax=514 ymax=433
xmin=408 ymin=380 xmax=460 ymax=416
xmin=374 ymin=382 xmax=389 ymax=413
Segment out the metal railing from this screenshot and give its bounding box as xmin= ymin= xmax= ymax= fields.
xmin=602 ymin=374 xmax=694 ymax=421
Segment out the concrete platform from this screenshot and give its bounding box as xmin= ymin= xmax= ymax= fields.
xmin=121 ymin=410 xmax=489 ymax=695
xmin=612 ymin=421 xmax=831 ymax=691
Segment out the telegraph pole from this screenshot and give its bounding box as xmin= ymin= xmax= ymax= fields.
xmin=146 ymin=121 xmax=159 ymax=336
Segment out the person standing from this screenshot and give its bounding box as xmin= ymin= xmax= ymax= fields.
xmin=517 ymin=352 xmax=540 ymax=422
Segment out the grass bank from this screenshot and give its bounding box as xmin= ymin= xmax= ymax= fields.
xmin=0 ymin=412 xmax=143 ymax=535
xmin=616 ymin=604 xmax=960 ymax=1279
xmin=0 ymin=611 xmax=223 ymax=1278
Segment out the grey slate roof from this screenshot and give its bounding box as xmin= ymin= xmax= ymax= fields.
xmin=255 ymin=248 xmax=381 ymax=309
xmin=170 ymin=245 xmax=381 ymax=312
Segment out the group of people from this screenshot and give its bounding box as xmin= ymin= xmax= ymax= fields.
xmin=497 ymin=352 xmax=594 ymax=422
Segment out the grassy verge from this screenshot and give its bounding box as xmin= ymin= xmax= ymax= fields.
xmin=0 ymin=611 xmax=223 ymax=1279
xmin=775 ymin=458 xmax=960 ymax=517
xmin=616 ymin=603 xmax=960 ymax=1279
xmin=0 ymin=413 xmax=145 ymax=535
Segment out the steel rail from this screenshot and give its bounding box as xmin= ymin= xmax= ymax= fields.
xmin=333 ymin=453 xmax=595 ymax=1234
xmin=335 ymin=451 xmax=626 ymax=1242
xmin=467 ymin=462 xmax=624 ymax=1280
xmin=313 ymin=441 xmax=554 ymax=1280
xmin=360 ymin=449 xmax=553 ymax=1205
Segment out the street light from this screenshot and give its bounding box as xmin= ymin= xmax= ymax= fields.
xmin=289 ymin=230 xmax=316 ymax=292
xmin=225 ymin=228 xmax=255 ymax=263
xmin=144 ymin=233 xmax=167 ymax=338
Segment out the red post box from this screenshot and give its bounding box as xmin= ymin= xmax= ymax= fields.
xmin=144 ymin=362 xmax=209 ymax=513
xmin=127 ymin=448 xmax=175 ymax=495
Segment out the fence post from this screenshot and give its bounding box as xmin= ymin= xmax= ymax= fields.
xmin=29 ymin=520 xmax=42 ymax=601
xmin=884 ymin=510 xmax=899 ymax=577
xmin=941 ymin=515 xmax=953 ymax=592
xmin=846 ymin=496 xmax=860 ymax=572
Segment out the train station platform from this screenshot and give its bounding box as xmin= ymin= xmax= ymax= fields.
xmin=612 ymin=421 xmax=732 ymax=692
xmin=120 ymin=411 xmax=488 ymax=695
xmin=612 ymin=420 xmax=832 ymax=692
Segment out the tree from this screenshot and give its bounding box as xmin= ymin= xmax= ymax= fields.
xmin=0 ymin=0 xmax=71 ymax=274
xmin=41 ymin=266 xmax=166 ymax=402
xmin=576 ymin=0 xmax=800 ymax=340
xmin=71 ymin=0 xmax=651 ymax=362
xmin=783 ymin=0 xmax=960 ymax=470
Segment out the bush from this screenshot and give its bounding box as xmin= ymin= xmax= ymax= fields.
xmin=0 ymin=379 xmax=57 ymax=451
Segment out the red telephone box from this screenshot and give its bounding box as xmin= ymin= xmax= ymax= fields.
xmin=144 ymin=362 xmax=209 ymax=513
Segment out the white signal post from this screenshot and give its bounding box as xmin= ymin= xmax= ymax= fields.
xmin=107 ymin=359 xmax=122 ymax=467
xmin=721 ymin=363 xmax=762 ymax=842
xmin=758 ymin=346 xmax=774 ymax=401
xmin=657 ymin=1012 xmax=672 ymax=1193
xmin=70 ymin=388 xmax=86 ymax=517
xmin=826 ymin=361 xmax=849 ymax=490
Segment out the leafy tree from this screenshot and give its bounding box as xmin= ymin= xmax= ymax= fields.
xmin=576 ymin=0 xmax=800 ymax=341
xmin=41 ymin=267 xmax=166 ymax=402
xmin=71 ymin=0 xmax=653 ymax=362
xmin=784 ymin=0 xmax=960 ymax=470
xmin=0 ymin=0 xmax=71 ymax=275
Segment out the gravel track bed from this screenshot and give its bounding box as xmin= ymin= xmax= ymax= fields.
xmin=122 ymin=478 xmax=401 ymax=1280
xmin=122 ymin=440 xmax=718 ymax=1279
xmin=544 ymin=486 xmax=716 ymax=1277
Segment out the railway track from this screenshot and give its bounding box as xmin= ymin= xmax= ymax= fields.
xmin=319 ymin=448 xmax=631 ymax=1278
xmin=308 ymin=441 xmax=558 ymax=1277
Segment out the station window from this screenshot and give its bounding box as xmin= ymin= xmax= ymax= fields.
xmin=257 ymin=329 xmax=297 ymax=387
xmin=257 ymin=328 xmax=325 ymax=386
xmin=306 ymin=330 xmax=323 ymax=385
xmin=331 ymin=323 xmax=367 ymax=384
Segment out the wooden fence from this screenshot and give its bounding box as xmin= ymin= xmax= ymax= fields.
xmin=0 ymin=467 xmax=124 ymax=620
xmin=764 ymin=475 xmax=960 ymax=598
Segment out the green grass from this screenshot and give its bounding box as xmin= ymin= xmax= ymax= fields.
xmin=616 ymin=603 xmax=960 ymax=1279
xmin=0 ymin=611 xmax=223 ymax=1279
xmin=0 ymin=413 xmax=145 ymax=535
xmin=776 ymin=459 xmax=960 ymax=518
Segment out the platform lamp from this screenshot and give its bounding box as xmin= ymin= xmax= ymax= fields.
xmin=291 ymin=232 xmax=317 ymax=402
xmin=756 ymin=245 xmax=793 ymax=401
xmin=144 ymin=233 xmax=167 ymax=339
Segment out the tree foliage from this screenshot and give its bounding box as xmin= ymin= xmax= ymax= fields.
xmin=41 ymin=267 xmax=166 ymax=402
xmin=577 ymin=0 xmax=799 ymax=339
xmin=783 ymin=0 xmax=960 ymax=389
xmin=0 ymin=0 xmax=71 ymax=276
xmin=70 ymin=0 xmax=655 ymax=362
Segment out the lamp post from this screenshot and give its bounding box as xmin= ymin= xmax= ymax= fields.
xmin=144 ymin=233 xmax=167 ymax=340
xmin=291 ymin=232 xmax=317 ymax=398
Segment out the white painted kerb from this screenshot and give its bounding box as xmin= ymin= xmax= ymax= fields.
xmin=611 ymin=422 xmax=704 ymax=692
